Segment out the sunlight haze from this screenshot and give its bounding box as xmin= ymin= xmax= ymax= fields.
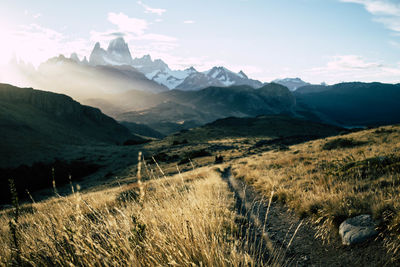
xmin=1 ymin=0 xmax=400 ymax=84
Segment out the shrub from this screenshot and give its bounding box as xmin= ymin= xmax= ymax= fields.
xmin=322 ymin=138 xmax=367 ymax=150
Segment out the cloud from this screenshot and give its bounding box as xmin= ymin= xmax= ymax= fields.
xmin=23 ymin=10 xmax=42 ymax=19
xmin=340 ymin=0 xmax=400 ymax=32
xmin=134 ymin=33 xmax=177 ymax=42
xmin=91 ymin=12 xmax=176 ymax=43
xmin=341 ymin=0 xmax=400 ymax=15
xmin=183 ymin=20 xmax=195 ymax=24
xmin=304 ymin=54 xmax=400 ymax=84
xmin=107 ymin=12 xmax=148 ymax=35
xmin=326 ymin=55 xmax=383 ymax=70
xmin=1 ymin=23 xmax=90 ymax=67
xmin=137 ymin=1 xmax=166 ymax=16
xmin=90 ymin=12 xmax=178 ymax=57
xmin=389 ymin=40 xmax=400 ymax=47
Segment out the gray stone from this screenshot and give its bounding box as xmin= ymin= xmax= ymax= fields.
xmin=339 ymin=214 xmax=378 ymax=245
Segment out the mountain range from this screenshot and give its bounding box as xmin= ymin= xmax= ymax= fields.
xmin=73 ymin=37 xmax=309 ymax=91
xmin=6 ymin=37 xmax=312 ymax=108
xmin=116 ymin=83 xmax=297 ymax=135
xmin=295 ymin=82 xmax=400 ymax=126
xmin=5 ymin=36 xmax=400 ymax=137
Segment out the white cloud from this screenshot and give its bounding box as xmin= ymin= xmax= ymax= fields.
xmin=23 ymin=10 xmax=42 ymax=19
xmin=389 ymin=40 xmax=400 ymax=47
xmin=325 ymin=55 xmax=382 ymax=69
xmin=183 ymin=20 xmax=195 ymax=24
xmin=137 ymin=1 xmax=166 ymax=16
xmin=0 ymin=23 xmax=90 ymax=67
xmin=89 ymin=12 xmax=178 ymax=58
xmin=107 ymin=12 xmax=148 ymax=35
xmin=341 ymin=0 xmax=400 ymax=15
xmin=340 ymin=0 xmax=400 ymax=32
xmin=303 ymin=54 xmax=400 ymax=84
xmin=134 ymin=33 xmax=177 ymax=42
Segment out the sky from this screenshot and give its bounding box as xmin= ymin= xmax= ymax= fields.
xmin=1 ymin=0 xmax=400 ymax=84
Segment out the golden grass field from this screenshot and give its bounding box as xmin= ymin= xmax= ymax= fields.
xmin=1 ymin=123 xmax=400 ymax=265
xmin=0 ymin=163 xmax=258 ymax=266
xmin=231 ymin=125 xmax=400 ymax=259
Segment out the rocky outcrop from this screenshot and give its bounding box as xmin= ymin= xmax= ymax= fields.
xmin=339 ymin=215 xmax=378 ymax=245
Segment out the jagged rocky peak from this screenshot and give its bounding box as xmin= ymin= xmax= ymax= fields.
xmin=185 ymin=66 xmax=197 ymax=73
xmin=107 ymin=37 xmax=133 ymax=64
xmin=132 ymin=54 xmax=169 ymax=74
xmin=70 ymin=53 xmax=80 ymax=62
xmin=82 ymin=56 xmax=89 ymax=65
xmin=89 ymin=38 xmax=133 ymax=66
xmin=135 ymin=54 xmax=152 ymax=63
xmin=238 ymin=70 xmax=248 ymax=79
xmin=89 ymin=42 xmax=108 ymax=65
xmin=272 ymin=77 xmax=310 ymax=91
xmin=107 ymin=37 xmax=129 ymax=51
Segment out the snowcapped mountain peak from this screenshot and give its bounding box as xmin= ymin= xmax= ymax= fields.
xmin=107 ymin=37 xmax=127 ymax=50
xmin=106 ymin=37 xmax=133 ymax=65
xmin=238 ymin=70 xmax=248 ymax=79
xmin=89 ymin=37 xmax=133 ymax=66
xmin=70 ymin=53 xmax=80 ymax=63
xmin=132 ymin=55 xmax=169 ymax=74
xmin=87 ymin=38 xmax=264 ymax=90
xmin=94 ymin=42 xmax=101 ymax=50
xmin=272 ymin=77 xmax=310 ymax=91
xmin=185 ymin=66 xmax=197 ymax=73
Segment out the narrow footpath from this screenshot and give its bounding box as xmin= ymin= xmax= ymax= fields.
xmin=220 ymin=166 xmax=394 ymax=266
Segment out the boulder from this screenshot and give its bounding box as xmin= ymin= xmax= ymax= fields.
xmin=339 ymin=214 xmax=378 ymax=245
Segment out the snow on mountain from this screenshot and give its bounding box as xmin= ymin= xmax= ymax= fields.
xmin=175 ymin=72 xmax=224 ymax=91
xmin=132 ymin=55 xmax=198 ymax=89
xmin=132 ymin=55 xmax=169 ymax=75
xmin=151 ymin=67 xmax=198 ymax=89
xmin=272 ymin=77 xmax=310 ymax=91
xmin=89 ymin=37 xmax=133 ymax=66
xmin=85 ymin=37 xmax=264 ymax=90
xmin=204 ymin=67 xmax=263 ymax=88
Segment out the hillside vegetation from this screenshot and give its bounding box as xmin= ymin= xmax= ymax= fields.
xmin=231 ymin=124 xmax=400 ymax=259
xmin=0 ymin=165 xmax=256 ymax=266
xmin=0 ymin=83 xmax=137 ymax=168
xmin=295 ymin=82 xmax=400 ymax=126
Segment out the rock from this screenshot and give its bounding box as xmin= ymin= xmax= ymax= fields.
xmin=339 ymin=214 xmax=378 ymax=245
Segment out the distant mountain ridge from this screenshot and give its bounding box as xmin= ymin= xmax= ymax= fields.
xmin=131 ymin=54 xmax=264 ymax=90
xmin=116 ymin=83 xmax=296 ymax=135
xmin=273 ymin=78 xmax=311 ymax=91
xmin=294 ymin=82 xmax=400 ymax=126
xmin=7 ymin=54 xmax=168 ymax=103
xmin=6 ymin=36 xmax=313 ymax=94
xmin=83 ymin=37 xmax=267 ymax=90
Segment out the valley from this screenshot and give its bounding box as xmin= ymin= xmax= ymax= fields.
xmin=1 ymin=11 xmax=400 ymax=265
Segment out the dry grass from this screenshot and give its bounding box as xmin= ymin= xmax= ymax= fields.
xmin=0 ymin=163 xmax=254 ymax=266
xmin=231 ymin=125 xmax=400 ymax=259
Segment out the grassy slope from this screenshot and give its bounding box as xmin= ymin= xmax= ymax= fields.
xmin=1 ymin=116 xmax=399 ymax=264
xmin=231 ymin=124 xmax=400 ymax=258
xmin=0 ymin=167 xmax=253 ymax=266
xmin=0 ymin=84 xmax=139 ymax=168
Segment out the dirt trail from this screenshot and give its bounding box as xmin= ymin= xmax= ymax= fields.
xmin=220 ymin=166 xmax=395 ymax=267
